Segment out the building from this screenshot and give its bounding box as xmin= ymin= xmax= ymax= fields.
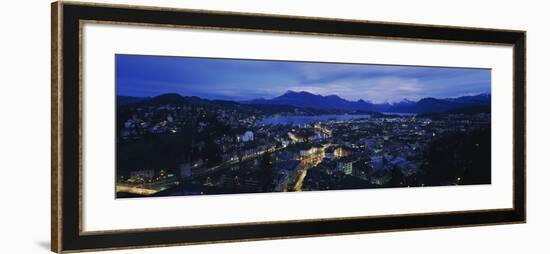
xmin=333 ymin=147 xmax=347 ymax=159
xmin=179 ymin=163 xmax=191 ymax=178
xmin=130 ymin=169 xmax=155 ymax=181
xmin=287 ymin=132 xmax=305 ymax=143
xmin=241 ymin=130 xmax=254 ymax=142
xmin=388 ymin=156 xmax=408 ymax=170
xmin=313 ymin=130 xmax=329 ymax=140
xmin=124 ymin=119 xmax=135 ymax=128
xmin=300 ymin=146 xmax=318 ymax=157
xmin=337 ymin=159 xmax=354 ymax=175
xmin=364 ymin=138 xmax=378 ymax=152
xmin=220 ymin=173 xmax=262 ymax=192
xmin=275 ymin=160 xmax=301 ymax=173
xmin=324 ymin=147 xmax=336 ymax=160
xmin=273 ymin=171 xmax=290 ymax=192
xmin=325 ymin=146 xmax=348 ymax=161
xmin=299 ymin=144 xmax=325 ymax=164
xmin=352 ymin=159 xmax=372 ymax=180
xmin=371 ymin=156 xmax=384 ymax=171
xmin=370 ymin=170 xmax=392 ymax=185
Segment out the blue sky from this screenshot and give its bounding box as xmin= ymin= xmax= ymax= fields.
xmin=116 ymin=54 xmax=491 ymax=103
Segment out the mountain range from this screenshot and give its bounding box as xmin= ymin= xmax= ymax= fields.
xmin=244 ymin=90 xmax=490 ymax=114
xmin=118 ymin=90 xmax=490 ymax=114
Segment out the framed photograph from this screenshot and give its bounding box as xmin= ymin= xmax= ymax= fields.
xmin=51 ymin=1 xmax=526 ymax=252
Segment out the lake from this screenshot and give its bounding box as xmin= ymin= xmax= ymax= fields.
xmin=257 ymin=114 xmax=372 ymax=126
xmin=381 ymin=112 xmax=417 ymax=116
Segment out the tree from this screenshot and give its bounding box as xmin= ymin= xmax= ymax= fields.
xmin=389 ymin=166 xmax=405 ymax=187
xmin=258 ymin=152 xmax=275 ymax=192
xmin=421 ymin=128 xmax=491 ymax=186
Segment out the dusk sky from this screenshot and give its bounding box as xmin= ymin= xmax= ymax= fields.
xmin=116 ymin=54 xmax=491 ymax=103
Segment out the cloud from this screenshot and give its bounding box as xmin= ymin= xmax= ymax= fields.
xmin=287 ymin=83 xmax=355 ymax=96
xmin=292 ymin=76 xmax=424 ymax=103
xmin=117 ymin=55 xmax=490 ymax=102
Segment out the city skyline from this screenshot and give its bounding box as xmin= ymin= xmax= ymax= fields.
xmin=116 ymin=54 xmax=491 ymax=103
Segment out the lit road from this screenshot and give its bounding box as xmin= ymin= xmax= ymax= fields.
xmin=193 ymin=145 xmax=285 ymax=178
xmin=116 ymin=178 xmax=180 ymax=195
xmin=293 ymin=158 xmax=322 ymax=191
xmin=293 ymin=164 xmax=308 ymax=192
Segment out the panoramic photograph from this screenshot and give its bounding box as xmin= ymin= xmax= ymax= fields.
xmin=115 ymin=55 xmax=491 ymax=198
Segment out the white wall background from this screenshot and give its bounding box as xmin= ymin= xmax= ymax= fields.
xmin=0 ymin=0 xmax=547 ymax=253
